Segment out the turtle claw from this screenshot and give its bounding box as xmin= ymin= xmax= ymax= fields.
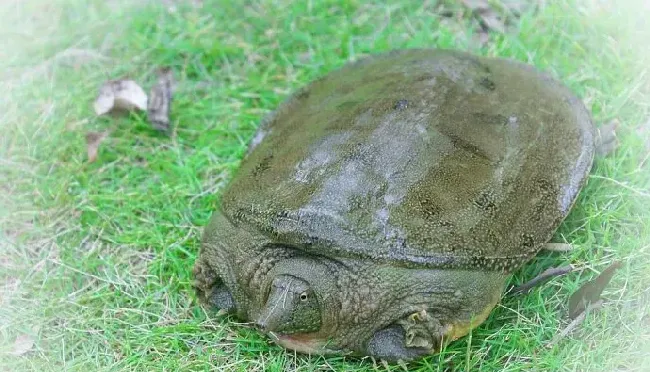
xmin=399 ymin=308 xmax=443 ymax=350
xmin=366 ymin=325 xmax=431 ymax=361
xmin=405 ymin=329 xmax=431 ymax=348
xmin=408 ymin=308 xmax=428 ymax=323
xmin=192 ymin=258 xmax=236 ymax=314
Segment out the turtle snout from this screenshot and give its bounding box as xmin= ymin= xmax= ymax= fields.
xmin=254 ymin=315 xmax=280 ymax=332
xmin=254 ymin=318 xmax=268 ymax=331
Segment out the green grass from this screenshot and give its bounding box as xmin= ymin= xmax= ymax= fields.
xmin=2 ymin=0 xmax=650 ymax=370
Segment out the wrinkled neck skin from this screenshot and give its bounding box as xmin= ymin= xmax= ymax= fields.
xmin=197 ymin=212 xmax=508 ymax=357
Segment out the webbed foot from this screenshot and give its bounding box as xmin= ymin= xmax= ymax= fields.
xmin=398 ymin=309 xmax=445 ymax=350
xmin=366 ymin=309 xmax=447 ymax=361
xmin=366 ymin=325 xmax=432 ymax=362
xmin=192 ymin=259 xmax=236 ymax=314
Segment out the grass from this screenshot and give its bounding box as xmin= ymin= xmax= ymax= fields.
xmin=1 ymin=0 xmax=649 ymax=370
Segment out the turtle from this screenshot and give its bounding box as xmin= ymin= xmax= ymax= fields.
xmin=192 ymin=48 xmax=599 ymax=361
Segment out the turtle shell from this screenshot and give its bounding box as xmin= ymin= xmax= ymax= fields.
xmin=220 ymin=49 xmax=594 ymax=273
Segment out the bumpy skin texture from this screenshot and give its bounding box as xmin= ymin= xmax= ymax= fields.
xmin=193 ymin=49 xmax=595 ymax=361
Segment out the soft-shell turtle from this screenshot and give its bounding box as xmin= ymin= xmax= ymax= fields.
xmin=193 ymin=49 xmax=595 ymax=361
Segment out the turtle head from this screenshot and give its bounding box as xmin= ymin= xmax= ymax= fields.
xmin=250 ymin=255 xmax=344 ymax=355
xmin=255 ymin=274 xmax=321 ymax=334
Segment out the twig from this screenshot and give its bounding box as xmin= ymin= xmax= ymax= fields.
xmin=547 ymin=299 xmax=604 ymax=347
xmin=508 ymin=265 xmax=575 ymax=296
xmin=542 ymin=243 xmax=574 ymax=252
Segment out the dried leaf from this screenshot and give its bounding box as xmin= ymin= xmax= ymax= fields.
xmin=595 ymin=119 xmax=619 ymax=157
xmin=568 ymin=261 xmax=622 ymax=319
xmin=10 ymin=333 xmax=35 ymax=356
xmin=461 ymin=0 xmax=506 ymax=34
xmin=478 ymin=10 xmax=506 ymax=33
xmin=85 ymin=131 xmax=109 ymax=163
xmin=147 ymin=67 xmax=174 ymax=133
xmin=93 ymin=79 xmax=148 ymax=116
xmin=508 ymin=265 xmax=575 ymax=296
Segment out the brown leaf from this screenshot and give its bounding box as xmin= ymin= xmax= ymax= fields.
xmin=568 ymin=261 xmax=622 ymax=319
xmin=478 ymin=10 xmax=506 ymax=33
xmin=85 ymin=131 xmax=109 ymax=163
xmin=10 ymin=333 xmax=35 ymax=356
xmin=147 ymin=67 xmax=174 ymax=133
xmin=93 ymin=79 xmax=148 ymax=116
xmin=461 ymin=0 xmax=506 ymax=33
xmin=595 ymin=119 xmax=619 ymax=157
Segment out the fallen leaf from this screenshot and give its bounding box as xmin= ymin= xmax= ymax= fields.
xmin=595 ymin=119 xmax=619 ymax=157
xmin=147 ymin=67 xmax=174 ymax=133
xmin=508 ymin=265 xmax=575 ymax=296
xmin=10 ymin=333 xmax=35 ymax=356
xmin=85 ymin=131 xmax=110 ymax=163
xmin=478 ymin=10 xmax=506 ymax=33
xmin=461 ymin=0 xmax=506 ymax=34
xmin=93 ymin=79 xmax=148 ymax=116
xmin=568 ymin=261 xmax=622 ymax=319
xmin=461 ymin=0 xmax=541 ymax=35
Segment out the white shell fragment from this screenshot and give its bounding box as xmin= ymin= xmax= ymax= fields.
xmin=93 ymin=79 xmax=148 ymax=115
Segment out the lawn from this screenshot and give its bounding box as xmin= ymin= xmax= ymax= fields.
xmin=1 ymin=0 xmax=649 ymax=371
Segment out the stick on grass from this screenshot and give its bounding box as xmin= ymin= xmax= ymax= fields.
xmin=508 ymin=265 xmax=575 ymax=296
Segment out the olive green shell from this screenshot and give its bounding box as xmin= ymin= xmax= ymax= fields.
xmin=220 ymin=49 xmax=595 ymax=273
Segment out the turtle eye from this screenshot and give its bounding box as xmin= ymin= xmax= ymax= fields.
xmin=299 ymin=292 xmax=308 ymax=302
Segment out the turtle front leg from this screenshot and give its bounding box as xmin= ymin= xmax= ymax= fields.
xmin=397 ymin=308 xmax=447 ymax=350
xmin=365 ymin=308 xmax=447 ymax=361
xmin=192 ymin=257 xmax=236 ymax=314
xmin=365 ymin=325 xmax=434 ymax=362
